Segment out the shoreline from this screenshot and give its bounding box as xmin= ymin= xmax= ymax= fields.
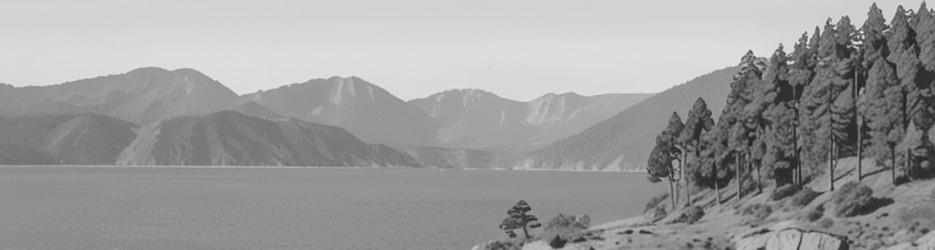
xmin=0 ymin=165 xmax=648 ymax=173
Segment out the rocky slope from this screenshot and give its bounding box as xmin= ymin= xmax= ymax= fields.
xmin=474 ymin=157 xmax=935 ymax=250
xmin=517 ymin=67 xmax=737 ymax=171
xmin=245 ymin=76 xmax=443 ymax=147
xmin=118 ymin=110 xmax=421 ymax=167
xmin=409 ymin=90 xmax=650 ymax=150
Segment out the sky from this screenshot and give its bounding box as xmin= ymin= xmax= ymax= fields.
xmin=0 ymin=0 xmax=923 ymax=101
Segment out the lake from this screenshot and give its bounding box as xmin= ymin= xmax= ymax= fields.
xmin=0 ymin=167 xmax=663 ymax=249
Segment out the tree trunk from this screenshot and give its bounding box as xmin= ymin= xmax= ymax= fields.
xmin=714 ymin=162 xmax=721 ymax=204
xmin=855 ymin=70 xmax=863 ymax=182
xmin=669 ymin=179 xmax=676 ymax=208
xmin=891 ymin=145 xmax=897 ymax=185
xmin=828 ymin=83 xmax=835 ymax=192
xmin=857 ymin=118 xmax=863 ymax=181
xmin=906 ymin=150 xmax=912 ymax=181
xmin=756 ymin=161 xmax=762 ymax=194
xmin=736 ymin=153 xmax=742 ymax=200
xmin=830 ymin=137 xmax=835 ymax=191
xmin=522 ymin=225 xmax=530 ymax=239
xmin=678 ymin=149 xmax=687 ymax=206
xmin=683 ymin=150 xmax=689 ymax=207
xmin=793 ymin=87 xmax=801 ymax=186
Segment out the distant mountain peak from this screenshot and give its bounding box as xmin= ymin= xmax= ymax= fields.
xmin=127 ymin=66 xmax=171 ymax=74
xmin=246 ymin=75 xmax=442 ymax=146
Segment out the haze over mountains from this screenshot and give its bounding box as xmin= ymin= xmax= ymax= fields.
xmin=0 ymin=66 xmax=733 ymax=169
xmin=409 ymin=89 xmax=650 ymax=150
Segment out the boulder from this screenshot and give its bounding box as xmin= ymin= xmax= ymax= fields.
xmin=736 ymin=228 xmax=847 ymax=250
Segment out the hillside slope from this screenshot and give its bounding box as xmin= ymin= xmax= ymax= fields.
xmin=118 ymin=110 xmax=421 ymax=167
xmin=0 ymin=114 xmax=137 ymax=164
xmin=518 ymin=67 xmax=737 ymax=171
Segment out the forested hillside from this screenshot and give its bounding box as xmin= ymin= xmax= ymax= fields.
xmin=647 ymin=2 xmax=935 ymax=206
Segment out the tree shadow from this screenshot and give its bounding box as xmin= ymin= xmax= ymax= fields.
xmin=862 ymin=167 xmax=890 ymax=179
xmin=854 ymin=197 xmax=895 ymax=216
xmin=833 ymin=168 xmax=854 ymax=182
xmin=721 ymin=192 xmax=738 ymax=203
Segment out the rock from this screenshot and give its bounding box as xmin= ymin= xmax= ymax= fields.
xmin=799 ymin=231 xmax=846 ymax=250
xmin=520 ymin=241 xmax=553 ymax=250
xmin=735 ymin=228 xmax=848 ymax=250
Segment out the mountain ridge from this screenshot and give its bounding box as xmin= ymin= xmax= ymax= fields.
xmin=517 ymin=66 xmax=738 ymax=171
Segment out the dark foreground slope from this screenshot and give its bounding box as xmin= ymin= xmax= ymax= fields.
xmin=0 ymin=113 xmax=137 ymax=164
xmin=119 ymin=110 xmax=421 ymax=167
xmin=518 ymin=67 xmax=737 ymax=171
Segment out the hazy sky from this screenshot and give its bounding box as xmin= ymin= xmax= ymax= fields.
xmin=0 ymin=0 xmax=922 ymax=101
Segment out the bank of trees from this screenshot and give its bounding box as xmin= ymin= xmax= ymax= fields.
xmin=648 ymin=3 xmax=935 ymax=206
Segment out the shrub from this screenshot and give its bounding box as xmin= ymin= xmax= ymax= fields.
xmin=817 ymin=218 xmax=834 ymax=229
xmin=644 ymin=193 xmax=669 ymax=213
xmin=650 ymin=206 xmax=668 ymax=223
xmin=674 ymin=206 xmax=705 ymax=224
xmin=741 ymin=204 xmax=773 ymax=223
xmin=771 ymin=184 xmax=801 ymax=201
xmin=831 ymin=182 xmax=875 ymax=217
xmin=800 ymin=204 xmax=824 ymax=222
xmin=787 ymin=187 xmax=821 ymax=207
xmin=542 ymin=214 xmax=590 ymax=244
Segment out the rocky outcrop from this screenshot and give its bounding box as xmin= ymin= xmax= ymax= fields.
xmin=736 ymin=228 xmax=848 ymax=250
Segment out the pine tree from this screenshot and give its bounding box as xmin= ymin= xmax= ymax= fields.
xmin=499 ymin=200 xmax=541 ymax=239
xmin=862 ymin=57 xmax=903 ymax=185
xmin=761 ymin=44 xmax=798 ymax=186
xmin=647 ymin=112 xmax=684 ymax=207
xmin=888 ymin=5 xmax=924 ymax=181
xmin=787 ymin=32 xmax=818 ymax=185
xmin=910 ymin=2 xmax=935 ymax=178
xmin=858 ymin=3 xmax=891 ymax=181
xmin=647 ymin=143 xmax=676 ymax=207
xmin=800 ymin=19 xmax=848 ymax=191
xmin=679 ymin=98 xmax=714 ymax=206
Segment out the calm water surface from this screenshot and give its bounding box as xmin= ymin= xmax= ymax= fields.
xmin=0 ymin=167 xmax=663 ymax=250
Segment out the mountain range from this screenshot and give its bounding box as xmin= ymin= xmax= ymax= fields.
xmin=0 ymin=66 xmax=734 ymax=170
xmin=408 ymin=89 xmax=650 ymax=150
